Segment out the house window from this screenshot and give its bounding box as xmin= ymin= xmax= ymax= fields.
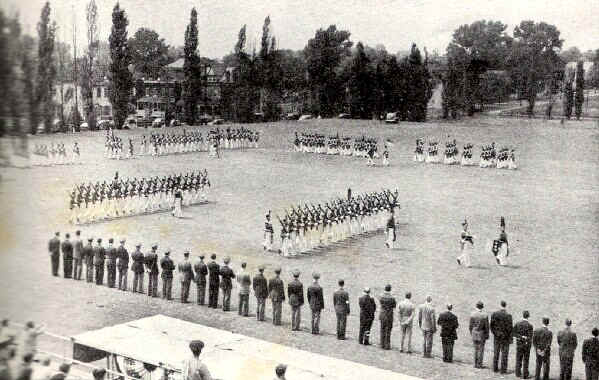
xmin=161 ymin=87 xmax=166 ymax=97
xmin=97 ymin=87 xmax=101 ymax=98
xmin=145 ymin=87 xmax=149 ymax=97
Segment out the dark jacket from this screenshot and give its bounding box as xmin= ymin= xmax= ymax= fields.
xmin=307 ymin=284 xmax=324 ymax=311
xmin=469 ymin=310 xmax=490 ymax=342
xmin=207 ymin=261 xmax=220 ymax=286
xmin=533 ymin=326 xmax=553 ymax=354
xmin=93 ymin=246 xmax=105 ymax=266
xmin=437 ymin=310 xmax=459 ymax=340
xmin=268 ymin=276 xmax=285 ymax=302
xmin=106 ymin=246 xmax=118 ymax=266
xmin=160 ymin=256 xmax=175 ymax=279
xmin=116 ymin=246 xmax=129 ymax=268
xmin=333 ymin=289 xmax=350 ymax=315
xmin=82 ymin=244 xmax=93 ymax=265
xmin=131 ymin=250 xmax=145 ymax=273
xmin=513 ymin=319 xmax=534 ymax=346
xmin=61 ymin=241 xmax=73 ymax=260
xmin=287 ymin=279 xmax=304 ymax=307
xmin=379 ymin=293 xmax=397 ymax=322
xmin=359 ymin=294 xmax=376 ymax=321
xmin=557 ymin=328 xmax=578 ymax=358
xmin=490 ymin=309 xmax=513 ymax=343
xmin=582 ymin=337 xmax=599 ymax=369
xmin=178 ymin=260 xmax=194 ymax=282
xmin=219 ymin=265 xmax=235 ymax=290
xmin=193 ymin=260 xmax=208 ymax=284
xmin=48 ymin=237 xmax=60 ymax=255
xmin=145 ymin=252 xmax=159 ymax=274
xmin=252 ymin=273 xmax=268 ymax=299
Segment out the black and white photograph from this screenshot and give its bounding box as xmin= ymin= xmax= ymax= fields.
xmin=0 ymin=0 xmax=598 ymax=379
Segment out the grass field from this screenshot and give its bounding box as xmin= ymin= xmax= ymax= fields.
xmin=0 ymin=117 xmax=597 ymax=380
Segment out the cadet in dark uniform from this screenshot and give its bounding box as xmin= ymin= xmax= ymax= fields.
xmin=106 ymin=238 xmax=118 ymax=288
xmin=131 ymin=243 xmax=145 ymax=293
xmin=160 ymin=250 xmax=175 ymax=300
xmin=178 ymin=251 xmax=193 ymax=303
xmin=48 ymin=232 xmax=60 ymax=276
xmin=253 ymin=266 xmax=268 ymax=321
xmin=287 ymin=270 xmax=304 ymax=331
xmin=219 ymin=257 xmax=235 ymax=311
xmin=207 ymin=254 xmax=220 ymax=308
xmin=194 ymin=255 xmax=208 ymax=305
xmin=333 ymin=279 xmax=350 ymax=339
xmin=61 ymin=233 xmax=73 ymax=279
xmin=73 ymin=231 xmax=83 ymax=280
xmin=307 ymin=273 xmax=324 ymax=334
xmin=145 ymin=244 xmax=159 ymax=297
xmin=83 ymin=238 xmax=94 ymax=282
xmin=359 ymin=287 xmax=376 ymax=345
xmin=116 ymin=239 xmax=129 ymax=290
xmin=379 ymin=284 xmax=397 ymax=350
xmin=93 ymin=238 xmax=105 ymax=285
xmin=268 ymin=268 xmax=285 ymax=325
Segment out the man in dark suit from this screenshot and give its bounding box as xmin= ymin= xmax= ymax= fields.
xmin=469 ymin=301 xmax=490 ymax=368
xmin=268 ymin=267 xmax=285 ymax=325
xmin=105 ymin=238 xmax=118 ymax=288
xmin=379 ymin=284 xmax=397 ymax=350
xmin=207 ymin=254 xmax=220 ymax=308
xmin=287 ymin=270 xmax=304 ymax=331
xmin=333 ymin=279 xmax=350 ymax=340
xmin=193 ymin=255 xmax=208 ymax=305
xmin=307 ymin=273 xmax=324 ymax=334
xmin=437 ymin=303 xmax=459 ymax=363
xmin=582 ymin=327 xmax=599 ymax=380
xmin=219 ymin=257 xmax=235 ymax=311
xmin=533 ymin=317 xmax=553 ymax=380
xmin=130 ymin=243 xmax=145 ymax=293
xmin=253 ymin=266 xmax=268 ymax=321
xmin=61 ymin=233 xmax=73 ymax=279
xmin=83 ymin=238 xmax=94 ymax=283
xmin=145 ymin=244 xmax=159 ymax=297
xmin=513 ymin=310 xmax=534 ymax=379
xmin=48 ymin=232 xmax=60 ymax=276
xmin=116 ymin=239 xmax=129 ymax=291
xmin=160 ymin=250 xmax=175 ymax=300
xmin=178 ymin=251 xmax=194 ymax=303
xmin=491 ymin=300 xmax=513 ymax=373
xmin=359 ymin=287 xmax=376 ymax=345
xmin=557 ymin=319 xmax=578 ymax=380
xmin=93 ymin=238 xmax=105 ymax=285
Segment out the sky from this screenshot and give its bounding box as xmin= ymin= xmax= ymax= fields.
xmin=6 ymin=0 xmax=599 ymax=59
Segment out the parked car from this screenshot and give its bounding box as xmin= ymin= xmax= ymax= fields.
xmin=385 ymin=112 xmax=399 ymax=124
xmin=97 ymin=119 xmax=115 ymax=130
xmin=284 ymin=112 xmax=300 ymax=120
xmin=338 ymin=113 xmax=351 ymax=119
xmin=169 ymin=119 xmax=181 ymax=127
xmin=125 ymin=117 xmax=137 ymax=128
xmin=208 ymin=118 xmax=225 ymax=126
xmin=298 ymin=114 xmax=313 ymax=121
xmin=197 ymin=114 xmax=213 ymax=125
xmin=79 ymin=122 xmax=89 ymax=131
xmin=152 ymin=118 xmax=164 ymax=128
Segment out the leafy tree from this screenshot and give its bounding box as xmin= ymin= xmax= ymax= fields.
xmin=560 ymin=47 xmax=582 ymax=64
xmin=508 ymin=21 xmax=563 ymax=117
xmin=128 ymin=28 xmax=170 ymax=79
xmin=37 ymin=1 xmax=57 ymax=133
xmin=257 ymin=16 xmax=282 ymax=121
xmin=574 ymin=61 xmax=585 ymax=119
xmin=21 ymin=35 xmax=38 ymax=134
xmin=347 ymin=42 xmax=373 ymax=118
xmin=563 ymin=80 xmax=573 ymax=119
xmin=107 ymin=3 xmax=133 ymax=129
xmin=304 ymin=25 xmax=352 ymax=117
xmin=81 ymin=0 xmax=98 ymax=130
xmin=183 ymin=8 xmax=200 ymax=124
xmin=591 ymin=49 xmax=599 ymax=88
xmin=401 ymin=44 xmax=433 ymax=121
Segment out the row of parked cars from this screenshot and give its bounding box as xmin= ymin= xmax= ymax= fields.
xmin=281 ymin=111 xmax=400 ymax=123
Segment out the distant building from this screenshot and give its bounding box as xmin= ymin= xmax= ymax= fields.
xmin=92 ymin=79 xmax=113 ymax=120
xmin=565 ymin=61 xmax=595 ymax=87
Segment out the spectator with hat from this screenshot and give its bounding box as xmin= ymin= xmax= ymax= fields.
xmin=533 ymin=317 xmax=553 ymax=380
xmin=379 ymin=284 xmax=397 ymax=350
xmin=287 ymin=270 xmax=304 ymax=331
xmin=83 ymin=237 xmax=94 ymax=283
xmin=333 ymin=279 xmax=350 ymax=340
xmin=219 ymin=257 xmax=235 ymax=311
xmin=183 ymin=340 xmax=212 ymax=380
xmin=490 ymin=300 xmax=513 ymax=373
xmin=145 ymin=244 xmax=160 ymax=297
xmin=437 ymin=303 xmax=459 ymax=363
xmin=237 ymin=262 xmax=251 ymax=316
xmin=131 ymin=243 xmax=145 ymax=293
xmin=105 ymin=238 xmax=118 ymax=288
xmin=61 ymin=233 xmax=73 ymax=279
xmin=307 ymin=273 xmax=324 ymax=334
xmin=557 ymin=318 xmax=578 ymax=380
xmin=48 ymin=232 xmax=60 ymax=277
xmin=178 ymin=251 xmax=194 ymax=303
xmin=582 ymin=327 xmax=599 ymax=380
xmin=93 ymin=238 xmax=105 ymax=285
xmin=160 ymin=249 xmax=175 ymax=300
xmin=253 ymin=265 xmax=268 ymax=321
xmin=513 ymin=310 xmax=534 ymax=379
xmin=268 ymin=268 xmax=285 ymax=325
xmin=358 ymin=287 xmax=376 ymax=345
xmin=72 ymin=230 xmax=84 ymax=280
xmin=116 ymin=238 xmax=129 ymax=291
xmin=274 ymin=364 xmax=287 ymax=380
xmin=207 ymin=254 xmax=220 ymax=308
xmin=193 ymin=255 xmax=208 ymax=305
xmin=469 ymin=301 xmax=489 ymax=368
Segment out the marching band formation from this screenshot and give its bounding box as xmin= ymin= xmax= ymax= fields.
xmin=264 ymin=189 xmax=400 ymax=256
xmin=414 ymin=139 xmax=517 ymax=169
xmin=30 ymin=142 xmax=81 ymax=166
xmin=68 ymin=170 xmax=211 ymax=224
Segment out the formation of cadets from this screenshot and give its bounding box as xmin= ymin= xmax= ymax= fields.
xmin=210 ymin=126 xmax=260 ymax=150
xmin=267 ymin=189 xmax=400 ymax=256
xmin=30 ymin=142 xmax=80 ymax=166
xmin=104 ymin=134 xmax=134 ymax=159
xmin=68 ymin=170 xmax=211 ymax=224
xmin=48 ymin=231 xmax=598 ymax=380
xmin=143 ymin=131 xmax=206 ymax=156
xmin=293 ymin=132 xmax=388 ymax=165
xmin=414 ymin=139 xmax=517 ymax=170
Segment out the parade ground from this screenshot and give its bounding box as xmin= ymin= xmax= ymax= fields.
xmin=0 ymin=117 xmax=597 ymax=379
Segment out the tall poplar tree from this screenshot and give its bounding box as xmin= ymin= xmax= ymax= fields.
xmin=108 ymin=3 xmax=133 ymax=129
xmin=574 ymin=61 xmax=585 ymax=119
xmin=183 ymin=8 xmax=200 ymax=125
xmin=37 ymin=1 xmax=57 ymax=133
